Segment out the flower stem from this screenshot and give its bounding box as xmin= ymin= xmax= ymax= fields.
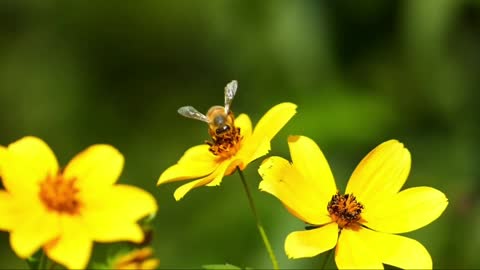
xmin=38 ymin=251 xmax=47 ymax=270
xmin=49 ymin=261 xmax=58 ymax=270
xmin=237 ymin=168 xmax=279 ymax=270
xmin=320 ymin=249 xmax=334 ymax=270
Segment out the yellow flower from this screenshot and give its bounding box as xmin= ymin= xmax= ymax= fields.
xmin=258 ymin=136 xmax=448 ymax=269
xmin=111 ymin=247 xmax=160 ymax=270
xmin=0 ymin=136 xmax=158 ymax=269
xmin=158 ymin=102 xmax=297 ymax=200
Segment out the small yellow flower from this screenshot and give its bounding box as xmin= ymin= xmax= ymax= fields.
xmin=111 ymin=247 xmax=160 ymax=270
xmin=158 ymin=102 xmax=297 ymax=200
xmin=258 ymin=136 xmax=448 ymax=269
xmin=0 ymin=136 xmax=158 ymax=269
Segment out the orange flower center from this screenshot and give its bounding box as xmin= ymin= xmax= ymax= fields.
xmin=39 ymin=174 xmax=81 ymax=215
xmin=327 ymin=192 xmax=364 ymax=230
xmin=207 ymin=126 xmax=243 ymax=159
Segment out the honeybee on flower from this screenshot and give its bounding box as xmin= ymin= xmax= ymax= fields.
xmin=177 ymin=80 xmax=241 ymax=158
xmin=157 ymin=80 xmax=297 ymax=200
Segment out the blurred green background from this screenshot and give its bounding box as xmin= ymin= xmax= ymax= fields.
xmin=0 ymin=0 xmax=479 ymax=269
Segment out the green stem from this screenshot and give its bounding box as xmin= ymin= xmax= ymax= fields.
xmin=38 ymin=251 xmax=47 ymax=270
xmin=320 ymin=249 xmax=333 ymax=270
xmin=49 ymin=261 xmax=57 ymax=270
xmin=237 ymin=168 xmax=279 ymax=270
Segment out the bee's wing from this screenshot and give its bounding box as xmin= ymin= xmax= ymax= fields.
xmin=224 ymin=80 xmax=238 ymax=114
xmin=178 ymin=106 xmax=209 ymax=123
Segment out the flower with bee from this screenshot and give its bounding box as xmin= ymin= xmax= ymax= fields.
xmin=157 ymin=80 xmax=297 ymax=200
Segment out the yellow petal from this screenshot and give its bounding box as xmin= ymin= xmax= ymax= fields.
xmin=82 ymin=185 xmax=157 ymax=242
xmin=0 ymin=145 xmax=7 ymax=174
xmin=259 ymin=156 xmax=331 ymax=225
xmin=64 ymin=144 xmax=124 ymax=190
xmin=103 ymin=185 xmax=158 ymax=221
xmin=0 ymin=191 xmax=47 ymax=231
xmin=238 ymin=134 xmax=270 ymax=167
xmin=284 ymin=222 xmax=338 ymax=259
xmin=0 ymin=191 xmax=14 ymax=230
xmin=252 ymin=102 xmax=297 ymax=141
xmin=230 ymin=114 xmax=255 ymax=170
xmin=235 ymin=113 xmax=252 ymax=138
xmin=375 ymin=231 xmax=433 ymax=269
xmin=173 ymin=160 xmax=230 ymax=201
xmin=142 ymin=259 xmax=161 ymax=270
xmin=206 ymin=158 xmax=241 ymax=186
xmin=10 ymin=207 xmax=60 ymax=258
xmin=363 ymin=186 xmax=448 ymax=234
xmin=2 ymin=136 xmax=58 ymax=195
xmin=288 ymin=135 xmax=337 ymax=202
xmin=89 ymin=222 xmax=144 ymax=243
xmin=177 ymin=145 xmax=216 ymax=165
xmin=335 ymin=228 xmax=383 ymax=269
xmin=350 ymin=227 xmax=432 ymax=269
xmin=173 ymin=176 xmax=213 ymax=201
xmin=45 ymin=216 xmax=93 ymax=270
xmin=345 ymin=140 xmax=411 ymax=207
xmin=157 ymin=145 xmax=218 ymax=185
xmin=222 ymin=157 xmax=244 ymax=176
xmin=113 ymin=247 xmax=160 ymax=270
xmin=237 ymin=103 xmax=297 ymax=165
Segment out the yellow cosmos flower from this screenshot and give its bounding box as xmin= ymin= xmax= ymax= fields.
xmin=0 ymin=136 xmax=158 ymax=269
xmin=258 ymin=136 xmax=448 ymax=269
xmin=158 ymin=102 xmax=297 ymax=200
xmin=111 ymin=247 xmax=160 ymax=270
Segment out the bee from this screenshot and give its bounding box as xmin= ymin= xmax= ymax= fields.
xmin=177 ymin=80 xmax=242 ymax=157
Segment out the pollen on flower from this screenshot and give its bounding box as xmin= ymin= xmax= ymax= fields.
xmin=207 ymin=126 xmax=242 ymax=159
xmin=39 ymin=174 xmax=81 ymax=215
xmin=327 ymin=191 xmax=364 ymax=230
